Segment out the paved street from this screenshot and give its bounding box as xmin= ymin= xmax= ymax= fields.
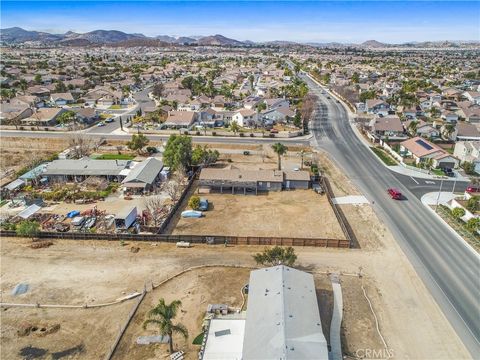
xmin=302 ymin=73 xmax=480 ymax=356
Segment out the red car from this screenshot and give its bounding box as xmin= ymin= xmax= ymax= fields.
xmin=387 ymin=188 xmax=402 ymax=200
xmin=466 ymin=186 xmax=480 ymax=193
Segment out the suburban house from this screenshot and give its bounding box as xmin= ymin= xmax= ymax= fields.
xmin=0 ymin=103 xmax=33 ymax=125
xmin=405 ymin=120 xmax=440 ymax=139
xmin=50 ymin=92 xmax=74 ymax=106
xmin=264 ymin=98 xmax=289 ymax=110
xmin=457 ymin=103 xmax=480 ymax=123
xmin=27 ymin=85 xmax=51 ymax=100
xmin=368 ymin=115 xmax=405 ymax=139
xmin=21 ymin=107 xmax=65 ymax=127
xmin=366 ymin=99 xmax=390 ymax=116
xmin=232 ymin=109 xmax=258 ymax=127
xmin=201 ymin=266 xmax=328 ymax=360
xmin=261 ymin=107 xmax=295 ymax=124
xmin=83 ymin=88 xmax=122 ymax=107
xmin=43 ymin=159 xmax=131 ymax=182
xmin=441 ymin=110 xmax=459 ymax=123
xmin=453 ymin=141 xmax=480 ymax=172
xmin=400 ymin=136 xmax=459 ymax=169
xmin=121 ymin=157 xmax=164 ymax=194
xmin=199 ymin=168 xmax=310 ymax=194
xmin=73 ymin=108 xmax=98 ymax=124
xmin=11 ymin=95 xmax=44 ymax=108
xmin=463 ymin=91 xmax=480 ymax=105
xmin=163 ymin=111 xmax=197 ymax=129
xmin=454 ymin=122 xmax=480 ymax=141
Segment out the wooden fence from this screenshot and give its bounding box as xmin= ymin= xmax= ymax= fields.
xmin=0 ymin=230 xmax=350 ymax=248
xmin=321 ymin=177 xmax=358 ymax=248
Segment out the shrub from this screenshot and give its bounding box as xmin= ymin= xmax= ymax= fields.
xmin=183 ymin=131 xmax=189 ymax=135
xmin=188 ymin=195 xmax=200 ymax=210
xmin=212 ymin=131 xmax=216 ymax=136
xmin=239 ymin=132 xmax=244 ymax=137
xmin=196 ymin=131 xmax=201 ymax=136
xmin=451 ymin=207 xmax=465 ymax=219
xmin=466 ymin=197 xmax=479 ymax=213
xmin=250 ymin=133 xmax=254 ymax=137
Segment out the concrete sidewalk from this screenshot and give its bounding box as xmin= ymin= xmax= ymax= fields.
xmin=389 ymin=165 xmax=468 ymax=182
xmin=420 ymin=191 xmax=457 ymax=206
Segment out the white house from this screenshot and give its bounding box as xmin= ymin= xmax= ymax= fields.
xmin=232 ymin=109 xmax=258 ymax=127
xmin=454 ymin=141 xmax=480 ymax=172
xmin=464 ymin=91 xmax=480 ymax=105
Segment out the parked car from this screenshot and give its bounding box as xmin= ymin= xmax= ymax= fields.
xmin=441 ymin=168 xmax=454 ymax=177
xmin=198 ymin=198 xmax=209 ymax=211
xmin=243 ymin=151 xmax=250 ymax=155
xmin=466 ymin=185 xmax=480 ymax=193
xmin=312 ymin=183 xmax=325 ymax=195
xmin=270 ymin=129 xmax=279 ymax=134
xmin=105 ymin=117 xmax=114 ymax=123
xmin=97 ymin=121 xmax=105 ymax=127
xmin=387 ymin=188 xmax=402 ymax=200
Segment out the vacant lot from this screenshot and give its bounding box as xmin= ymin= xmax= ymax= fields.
xmin=173 ymin=190 xmax=344 ymax=239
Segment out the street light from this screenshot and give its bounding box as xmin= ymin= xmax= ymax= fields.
xmin=435 ymin=179 xmax=444 ymax=213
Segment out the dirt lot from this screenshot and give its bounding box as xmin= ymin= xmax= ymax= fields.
xmin=1 ymin=303 xmax=132 ymax=360
xmin=173 ymin=190 xmax=344 ymax=239
xmin=0 ymin=234 xmax=470 ymax=360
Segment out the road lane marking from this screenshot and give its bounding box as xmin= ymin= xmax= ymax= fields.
xmin=425 ymin=180 xmax=436 ymax=184
xmin=410 ymin=176 xmax=419 ymax=184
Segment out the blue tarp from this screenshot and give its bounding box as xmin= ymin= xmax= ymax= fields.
xmin=67 ymin=210 xmax=80 ymax=218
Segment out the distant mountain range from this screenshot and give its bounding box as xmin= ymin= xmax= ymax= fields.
xmin=1 ymin=27 xmax=478 ymax=49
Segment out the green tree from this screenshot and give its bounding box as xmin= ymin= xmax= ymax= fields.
xmin=191 ymin=145 xmax=219 ymax=166
xmin=229 ymin=120 xmax=240 ymax=135
xmin=466 ymin=218 xmax=480 ymax=232
xmin=55 ymin=81 xmax=67 ymax=92
xmin=163 ymin=135 xmax=192 ymax=170
xmin=359 ymin=90 xmax=376 ymax=103
xmin=126 ymin=134 xmax=149 ymax=154
xmin=293 ymin=112 xmax=302 ymax=128
xmin=34 ymin=74 xmax=42 ymax=84
xmin=466 ymin=196 xmax=479 ymax=213
xmin=451 ymin=207 xmax=466 ymax=219
xmin=152 ymin=83 xmax=165 ymax=98
xmin=143 ymin=298 xmax=188 ymax=354
xmin=461 ymin=161 xmax=476 ymax=175
xmin=351 ymin=72 xmax=360 ymax=83
xmin=271 ymin=143 xmax=287 ymax=170
xmin=253 ymin=246 xmax=297 ymax=267
xmin=188 ymin=195 xmax=200 ymax=210
xmin=56 ymin=110 xmax=76 ymax=125
xmin=408 ymin=121 xmax=418 ymax=136
xmin=16 ymin=220 xmax=39 ymax=240
xmin=248 ymin=74 xmax=255 ymax=90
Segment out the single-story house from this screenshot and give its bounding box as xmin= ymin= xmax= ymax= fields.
xmin=261 ymin=107 xmax=295 ymax=124
xmin=369 ymin=115 xmax=405 ymax=139
xmin=21 ymin=107 xmax=64 ymax=126
xmin=50 ymin=92 xmax=74 ymax=106
xmin=122 ymin=157 xmax=163 ymax=194
xmin=43 ymin=159 xmax=131 ymax=182
xmin=74 ymin=108 xmax=98 ymax=123
xmin=199 ymin=168 xmax=309 ymax=194
xmin=264 ymin=98 xmax=289 ymax=110
xmin=0 ymin=103 xmax=33 ymax=125
xmin=163 ymin=111 xmax=196 ymax=129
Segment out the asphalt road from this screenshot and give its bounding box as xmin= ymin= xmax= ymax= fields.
xmin=85 ymin=86 xmax=155 ymax=134
xmin=302 ymin=73 xmax=480 ymax=356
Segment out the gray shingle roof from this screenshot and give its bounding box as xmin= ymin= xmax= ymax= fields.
xmin=43 ymin=159 xmax=130 ymax=177
xmin=122 ymin=157 xmax=163 ymax=185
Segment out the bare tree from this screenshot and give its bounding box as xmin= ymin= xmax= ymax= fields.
xmin=162 ymin=167 xmax=186 ymax=203
xmin=144 ymin=195 xmax=165 ymax=226
xmin=301 ymin=93 xmax=318 ymax=124
xmin=67 ymin=133 xmax=95 ymax=158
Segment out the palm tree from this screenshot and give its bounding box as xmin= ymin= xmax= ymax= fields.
xmin=442 ymin=123 xmax=455 ymax=140
xmin=271 ymin=143 xmax=287 ymax=170
xmin=230 ymin=120 xmax=240 ymax=135
xmin=408 ymin=121 xmax=418 ymax=136
xmin=143 ymin=298 xmax=188 ymax=354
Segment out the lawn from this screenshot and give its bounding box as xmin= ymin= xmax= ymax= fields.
xmin=109 ymin=105 xmax=123 ymax=109
xmin=370 ymin=147 xmax=397 ymax=166
xmin=91 ymin=153 xmax=135 ymax=160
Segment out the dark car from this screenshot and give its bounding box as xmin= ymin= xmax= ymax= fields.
xmin=387 ymin=188 xmax=402 ymax=200
xmin=198 ymin=198 xmax=209 ymax=211
xmin=441 ymin=168 xmax=454 ymax=177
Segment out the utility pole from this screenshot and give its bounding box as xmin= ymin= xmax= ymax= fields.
xmin=119 ymin=117 xmax=123 ymax=131
xmin=435 ymin=179 xmax=444 ymax=213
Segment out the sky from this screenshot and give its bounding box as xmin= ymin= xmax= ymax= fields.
xmin=1 ymin=1 xmax=479 ymax=43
